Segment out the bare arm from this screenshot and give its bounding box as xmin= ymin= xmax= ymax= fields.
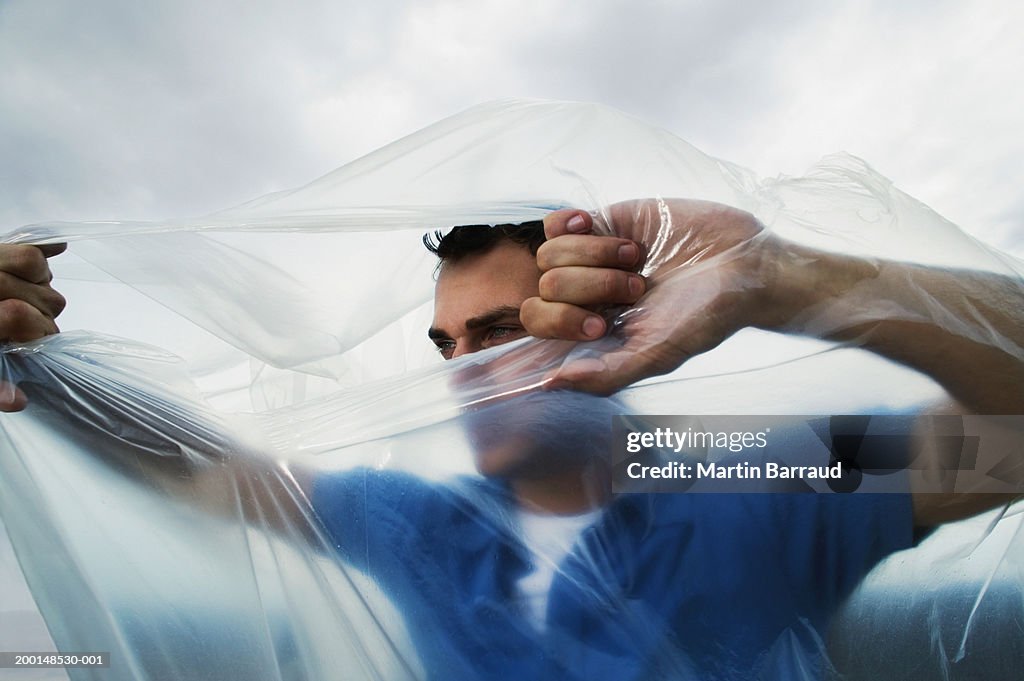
xmin=522 ymin=199 xmax=1024 ymax=525
xmin=771 ymin=243 xmax=1024 ymax=525
xmin=774 ymin=249 xmax=1024 ymax=415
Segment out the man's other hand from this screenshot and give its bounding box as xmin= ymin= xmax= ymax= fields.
xmin=521 ymin=199 xmax=787 ymax=395
xmin=1 ymin=243 xmax=67 ymax=412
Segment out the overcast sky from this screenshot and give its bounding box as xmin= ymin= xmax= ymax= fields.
xmin=1 ymin=0 xmax=1021 ymax=252
xmin=1 ymin=0 xmax=1022 ymax=638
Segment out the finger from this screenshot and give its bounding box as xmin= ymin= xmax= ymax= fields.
xmin=539 ymin=266 xmax=646 ymax=306
xmin=0 ymin=245 xmax=54 ymax=283
xmin=543 ymin=209 xmax=593 ymax=239
xmin=544 ymin=349 xmax=671 ymax=397
xmin=36 ymin=242 xmax=68 ymax=258
xmin=0 ymin=299 xmax=59 ymax=343
xmin=521 ymin=297 xmax=607 ymax=341
xmin=0 ymin=381 xmax=27 ymax=412
xmin=536 ymin=235 xmax=642 ymax=272
xmin=0 ymin=274 xmax=67 ymax=319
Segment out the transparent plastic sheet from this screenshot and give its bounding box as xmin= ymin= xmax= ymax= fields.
xmin=0 ymin=99 xmax=1022 ymax=680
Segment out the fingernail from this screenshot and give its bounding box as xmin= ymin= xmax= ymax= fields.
xmin=582 ymin=316 xmax=604 ymax=339
xmin=618 ymin=243 xmax=638 ymax=265
xmin=566 ymin=214 xmax=588 ymax=233
xmin=628 ymin=275 xmax=645 ymax=298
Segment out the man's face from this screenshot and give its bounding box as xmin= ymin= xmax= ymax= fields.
xmin=427 ymin=237 xmax=616 ymax=491
xmin=428 ymin=241 xmax=542 ymax=478
xmin=429 ymin=240 xmax=583 ymax=479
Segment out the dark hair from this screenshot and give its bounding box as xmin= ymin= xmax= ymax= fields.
xmin=423 ymin=220 xmax=546 ymax=268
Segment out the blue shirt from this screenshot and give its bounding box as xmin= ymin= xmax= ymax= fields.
xmin=313 ymin=471 xmax=912 ymax=680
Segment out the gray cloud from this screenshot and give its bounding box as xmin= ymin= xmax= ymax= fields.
xmin=0 ymin=0 xmax=1020 ymax=252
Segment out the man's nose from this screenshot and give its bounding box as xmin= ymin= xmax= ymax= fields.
xmin=451 ymin=339 xmax=480 ymax=360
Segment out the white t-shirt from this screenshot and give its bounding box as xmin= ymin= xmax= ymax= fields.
xmin=513 ymin=507 xmax=601 ymax=631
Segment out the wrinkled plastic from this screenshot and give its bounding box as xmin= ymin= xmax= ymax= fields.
xmin=1 ymin=99 xmax=1022 ymax=680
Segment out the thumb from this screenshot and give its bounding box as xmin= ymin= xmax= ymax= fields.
xmin=542 ymin=344 xmax=675 ymax=397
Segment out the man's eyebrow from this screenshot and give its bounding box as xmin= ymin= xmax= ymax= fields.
xmin=465 ymin=305 xmax=521 ymax=331
xmin=427 ymin=305 xmax=522 ymax=341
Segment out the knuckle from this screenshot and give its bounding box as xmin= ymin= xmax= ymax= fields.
xmin=537 ymin=235 xmax=615 ymax=271
xmin=519 ymin=299 xmax=553 ymax=338
xmin=538 ymin=270 xmax=562 ymax=300
xmin=43 ymin=287 xmax=67 ymax=316
xmin=0 ymin=298 xmax=35 ymax=323
xmin=600 ymin=270 xmax=624 ymax=299
xmin=535 ymin=241 xmax=557 ymax=271
xmin=593 ymin=238 xmax=618 ymax=263
xmin=519 ymin=296 xmax=541 ymax=324
xmin=4 ymin=245 xmax=45 ymax=277
xmin=0 ymin=299 xmax=43 ymax=340
xmin=568 ymin=235 xmax=608 ymax=266
xmin=571 ymin=235 xmax=617 ymax=267
xmin=535 ymin=235 xmax=582 ymax=270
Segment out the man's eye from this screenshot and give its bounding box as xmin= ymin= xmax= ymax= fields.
xmin=434 ymin=341 xmax=456 ymax=360
xmin=483 ymin=326 xmax=525 ymax=346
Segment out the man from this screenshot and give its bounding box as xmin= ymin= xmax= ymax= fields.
xmin=276 ymin=199 xmax=1024 ymax=678
xmin=1 ymin=198 xmax=1022 ymax=679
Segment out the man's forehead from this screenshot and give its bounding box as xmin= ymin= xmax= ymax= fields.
xmin=431 ymin=242 xmax=542 ymax=329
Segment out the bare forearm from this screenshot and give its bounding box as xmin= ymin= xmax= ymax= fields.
xmin=767 ymin=244 xmax=1024 ymax=414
